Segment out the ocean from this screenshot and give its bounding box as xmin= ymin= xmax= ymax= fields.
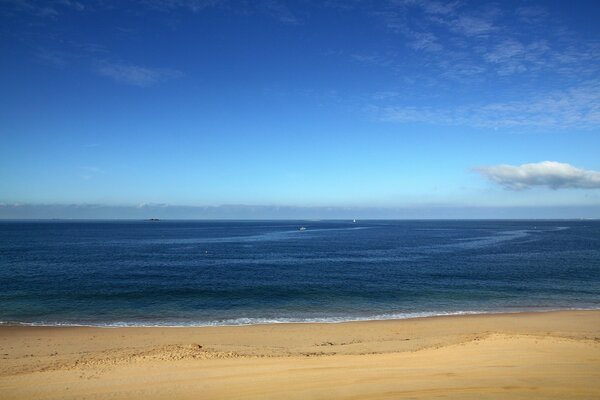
xmin=0 ymin=220 xmax=599 ymax=326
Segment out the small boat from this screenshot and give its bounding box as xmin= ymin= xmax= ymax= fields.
xmin=299 ymin=226 xmax=307 ymax=231
xmin=353 ymin=219 xmax=356 ymax=223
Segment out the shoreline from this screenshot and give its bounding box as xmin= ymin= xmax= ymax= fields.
xmin=1 ymin=309 xmax=599 ymax=399
xmin=2 ymin=307 xmax=599 ymax=328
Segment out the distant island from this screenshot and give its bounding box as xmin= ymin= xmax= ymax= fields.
xmin=146 ymin=218 xmax=160 ymax=222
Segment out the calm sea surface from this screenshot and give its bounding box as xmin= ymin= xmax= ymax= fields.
xmin=0 ymin=220 xmax=599 ymax=326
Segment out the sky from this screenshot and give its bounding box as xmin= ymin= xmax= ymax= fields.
xmin=1 ymin=0 xmax=600 ymax=219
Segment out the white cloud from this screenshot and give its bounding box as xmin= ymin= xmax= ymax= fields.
xmin=95 ymin=62 xmax=182 ymax=87
xmin=474 ymin=161 xmax=600 ymax=190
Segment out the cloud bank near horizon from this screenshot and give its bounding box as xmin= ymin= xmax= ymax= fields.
xmin=1 ymin=203 xmax=599 ymax=220
xmin=474 ymin=161 xmax=600 ymax=190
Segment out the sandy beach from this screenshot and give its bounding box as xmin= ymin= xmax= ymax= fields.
xmin=1 ymin=310 xmax=599 ymax=399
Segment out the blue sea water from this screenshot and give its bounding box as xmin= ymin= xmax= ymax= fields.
xmin=0 ymin=220 xmax=599 ymax=326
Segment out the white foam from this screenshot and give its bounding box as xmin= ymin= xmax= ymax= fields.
xmin=2 ymin=307 xmax=597 ymax=328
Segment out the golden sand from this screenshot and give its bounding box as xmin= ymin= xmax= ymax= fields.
xmin=1 ymin=310 xmax=599 ymax=399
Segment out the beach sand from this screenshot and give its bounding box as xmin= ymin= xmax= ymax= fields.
xmin=1 ymin=310 xmax=599 ymax=399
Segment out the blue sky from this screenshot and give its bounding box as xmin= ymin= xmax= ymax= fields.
xmin=1 ymin=0 xmax=599 ymax=218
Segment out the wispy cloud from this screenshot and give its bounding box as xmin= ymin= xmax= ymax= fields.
xmin=34 ymin=47 xmax=70 ymax=68
xmin=94 ymin=61 xmax=183 ymax=87
xmin=79 ymin=166 xmax=102 ymax=181
xmin=380 ymin=0 xmax=498 ymax=51
xmin=351 ymin=52 xmax=397 ymax=67
xmin=31 ymin=41 xmax=108 ymax=70
xmin=379 ymin=79 xmax=600 ymax=129
xmin=4 ymin=0 xmax=300 ymax=24
xmin=482 ymin=39 xmax=550 ymax=76
xmin=406 ymin=0 xmax=460 ymax=16
xmin=515 ymin=5 xmax=549 ymax=23
xmin=139 ymin=0 xmax=300 ymax=24
xmin=405 ymin=30 xmax=442 ymax=52
xmin=365 ymin=0 xmax=600 ymax=85
xmin=1 ymin=0 xmax=84 ymax=18
xmin=474 ymin=161 xmax=600 ymax=190
xmin=140 ymin=0 xmax=223 ymax=13
xmin=258 ymin=0 xmax=300 ymax=25
xmin=447 ymin=13 xmax=498 ymax=37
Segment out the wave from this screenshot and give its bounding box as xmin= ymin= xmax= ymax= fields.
xmin=2 ymin=307 xmax=597 ymax=328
